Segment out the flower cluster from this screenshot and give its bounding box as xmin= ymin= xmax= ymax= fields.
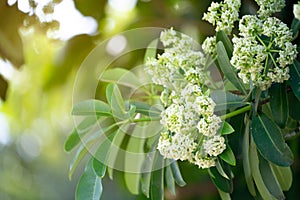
xmin=202 ymin=36 xmax=217 ymax=55
xmin=230 ymin=15 xmax=297 ymax=90
xmin=254 ymin=0 xmax=285 ymax=18
xmin=146 ymin=29 xmax=226 ymax=169
xmin=294 ymin=2 xmax=300 ymax=20
xmin=202 ymin=0 xmax=241 ymax=35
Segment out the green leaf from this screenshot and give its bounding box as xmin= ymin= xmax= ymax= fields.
xmin=150 ymin=168 xmax=164 ymax=200
xmin=216 ymin=41 xmax=247 ymax=94
xmin=271 ymin=164 xmax=292 ymax=191
xmin=220 ymin=122 xmax=235 ymax=135
xmin=68 ymin=144 xmax=89 ymax=180
xmin=141 ymin=139 xmax=159 ymax=198
xmin=249 ymin=136 xmax=275 ymax=200
xmin=72 ymin=100 xmax=111 ymax=116
xmin=131 ymin=101 xmax=162 ymax=117
xmin=269 ymin=83 xmax=288 ymax=128
xmin=144 ymin=39 xmax=159 ymax=63
xmin=64 ymin=116 xmax=98 ymax=152
xmin=291 ymin=18 xmax=300 ymax=37
xmin=288 ymin=92 xmax=300 ymax=120
xmin=92 ymin=158 xmax=106 ymax=178
xmin=289 ymin=60 xmax=300 ymax=101
xmin=211 ymin=90 xmax=247 ymax=112
xmin=208 ymin=166 xmax=233 ymax=193
xmin=251 ymin=112 xmax=293 ymax=167
xmin=106 ymin=83 xmax=127 ymax=120
xmin=242 ymin=118 xmax=256 ymax=196
xmin=216 ymin=31 xmax=233 ymax=57
xmin=217 ymin=188 xmax=231 ymax=200
xmin=124 ymin=124 xmax=147 ymax=195
xmin=101 ymin=68 xmax=142 ymax=89
xmin=219 ymin=145 xmax=236 ymax=166
xmin=76 ymin=159 xmax=102 ymax=200
xmin=215 ymin=160 xmax=230 ymax=179
xmin=170 ymin=161 xmax=186 ymax=187
xmin=165 ymin=165 xmax=176 ymax=195
xmin=258 ymin=153 xmax=285 ymax=200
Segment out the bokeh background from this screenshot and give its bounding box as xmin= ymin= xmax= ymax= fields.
xmin=0 ymin=0 xmax=299 ymax=199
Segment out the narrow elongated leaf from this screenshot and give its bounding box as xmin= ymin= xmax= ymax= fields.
xmin=217 ymin=188 xmax=231 ymax=200
xmin=271 ymin=164 xmax=292 ymax=191
xmin=249 ymin=137 xmax=274 ymax=200
xmin=220 ymin=121 xmax=235 ymax=135
xmin=215 ymin=160 xmax=230 ymax=179
xmin=150 ymin=168 xmax=164 ymax=200
xmin=141 ymin=139 xmax=159 ymax=198
xmin=219 ymin=145 xmax=236 ymax=166
xmin=289 ymin=60 xmax=300 ymax=101
xmin=288 ymin=92 xmax=300 ymax=120
xmin=165 ymin=165 xmax=176 ymax=195
xmin=216 ymin=42 xmax=247 ymax=94
xmin=211 ymin=90 xmax=247 ymax=112
xmin=144 ymin=39 xmax=158 ymax=62
xmin=258 ymin=154 xmax=285 ymax=200
xmin=170 ymin=161 xmax=186 ymax=187
xmin=216 ymin=31 xmax=233 ymax=57
xmin=68 ymin=144 xmax=88 ymax=180
xmin=72 ymin=100 xmax=111 ymax=116
xmin=76 ymin=159 xmax=102 ymax=200
xmin=208 ymin=166 xmax=233 ymax=193
xmin=270 ymin=83 xmax=288 ymax=128
xmin=242 ymin=118 xmax=256 ymax=196
xmin=291 ymin=18 xmax=300 ymax=37
xmin=64 ymin=116 xmax=98 ymax=152
xmin=251 ymin=112 xmax=293 ymax=166
xmin=106 ymin=83 xmax=127 ymax=120
xmin=130 ymin=101 xmax=162 ymax=117
xmin=124 ymin=124 xmax=147 ymax=195
xmin=101 ymin=68 xmax=142 ymax=89
xmin=92 ymin=158 xmax=106 ymax=178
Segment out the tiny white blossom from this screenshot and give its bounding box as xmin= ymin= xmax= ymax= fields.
xmin=231 ymin=15 xmax=298 ymax=90
xmin=192 ymin=152 xmax=216 ymax=169
xmin=197 ymin=115 xmax=222 ymax=137
xmin=202 ymin=36 xmax=217 ymax=55
xmin=203 ymin=0 xmax=241 ymax=34
xmin=254 ymin=0 xmax=285 ymax=18
xmin=160 ymin=103 xmax=184 ymax=134
xmin=294 ymin=3 xmax=300 ymax=20
xmin=203 ymin=135 xmax=226 ymax=157
xmin=157 ymin=132 xmax=197 ymax=161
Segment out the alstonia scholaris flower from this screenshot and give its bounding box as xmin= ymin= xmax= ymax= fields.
xmin=145 ymin=29 xmax=226 ymax=169
xmin=202 ymin=36 xmax=217 ymax=55
xmin=294 ymin=2 xmax=300 ymax=20
xmin=254 ymin=0 xmax=285 ymax=18
xmin=203 ymin=0 xmax=241 ymax=35
xmin=231 ymin=15 xmax=297 ymax=90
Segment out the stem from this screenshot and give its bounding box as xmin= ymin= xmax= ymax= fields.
xmin=220 ymin=104 xmax=251 ymax=120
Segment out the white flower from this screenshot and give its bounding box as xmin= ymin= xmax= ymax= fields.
xmin=203 ymin=0 xmax=241 ymax=34
xmin=254 ymin=0 xmax=285 ymax=18
xmin=294 ymin=3 xmax=300 ymax=20
xmin=160 ymin=103 xmax=184 ymax=134
xmin=157 ymin=132 xmax=197 ymax=161
xmin=202 ymin=36 xmax=217 ymax=55
xmin=203 ymin=135 xmax=226 ymax=157
xmin=197 ymin=115 xmax=222 ymax=137
xmin=192 ymin=152 xmax=216 ymax=169
xmin=230 ymin=15 xmax=298 ymax=90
